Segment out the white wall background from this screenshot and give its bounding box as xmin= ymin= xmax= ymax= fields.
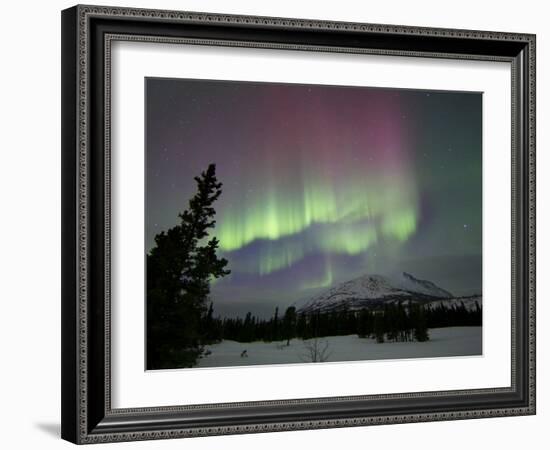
xmin=0 ymin=0 xmax=545 ymax=448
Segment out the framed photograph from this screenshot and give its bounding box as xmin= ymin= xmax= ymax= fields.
xmin=61 ymin=5 xmax=536 ymax=444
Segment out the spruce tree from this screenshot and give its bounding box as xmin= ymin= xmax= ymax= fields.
xmin=373 ymin=313 xmax=385 ymax=343
xmin=412 ymin=305 xmax=430 ymax=342
xmin=203 ymin=302 xmax=215 ymax=342
xmin=282 ymin=306 xmax=297 ymax=345
xmin=272 ymin=307 xmax=280 ymax=341
xmin=146 ymin=164 xmax=230 ymax=369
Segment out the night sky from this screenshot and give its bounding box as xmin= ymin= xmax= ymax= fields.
xmin=146 ymin=78 xmax=482 ymax=318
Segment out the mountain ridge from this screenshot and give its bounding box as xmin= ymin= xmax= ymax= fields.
xmin=298 ymin=272 xmax=464 ymax=314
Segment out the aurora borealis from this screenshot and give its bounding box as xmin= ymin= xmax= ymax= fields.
xmin=146 ymin=78 xmax=482 ymax=318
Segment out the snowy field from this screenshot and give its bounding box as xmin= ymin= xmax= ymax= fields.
xmin=195 ymin=326 xmax=482 ymax=368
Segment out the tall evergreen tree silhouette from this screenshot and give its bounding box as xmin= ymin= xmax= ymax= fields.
xmin=146 ymin=164 xmax=230 ymax=369
xmin=282 ymin=306 xmax=297 ymax=345
xmin=412 ymin=304 xmax=430 ymax=342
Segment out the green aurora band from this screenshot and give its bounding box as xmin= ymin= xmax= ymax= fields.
xmin=214 ymin=170 xmax=419 ymax=276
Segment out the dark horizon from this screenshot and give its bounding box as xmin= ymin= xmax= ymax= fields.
xmin=146 ymin=78 xmax=482 ymax=319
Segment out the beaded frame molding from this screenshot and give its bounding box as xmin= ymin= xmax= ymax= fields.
xmin=61 ymin=4 xmax=536 ymax=444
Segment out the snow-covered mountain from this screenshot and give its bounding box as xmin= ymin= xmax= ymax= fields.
xmin=299 ymin=272 xmax=455 ymax=314
xmin=395 ymin=272 xmax=453 ymax=299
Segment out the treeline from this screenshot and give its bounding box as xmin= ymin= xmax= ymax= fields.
xmin=426 ymin=301 xmax=482 ymax=328
xmin=202 ymin=301 xmax=482 ymax=345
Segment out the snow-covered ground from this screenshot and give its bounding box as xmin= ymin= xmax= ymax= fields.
xmin=195 ymin=326 xmax=482 ymax=368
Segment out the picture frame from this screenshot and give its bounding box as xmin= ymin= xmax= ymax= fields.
xmin=61 ymin=4 xmax=536 ymax=444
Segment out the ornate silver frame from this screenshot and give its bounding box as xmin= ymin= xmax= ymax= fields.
xmin=61 ymin=4 xmax=536 ymax=444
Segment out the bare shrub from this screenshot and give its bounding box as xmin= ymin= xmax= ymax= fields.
xmin=301 ymin=338 xmax=332 ymax=363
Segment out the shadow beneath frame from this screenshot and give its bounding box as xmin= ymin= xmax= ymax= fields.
xmin=35 ymin=422 xmax=60 ymax=438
